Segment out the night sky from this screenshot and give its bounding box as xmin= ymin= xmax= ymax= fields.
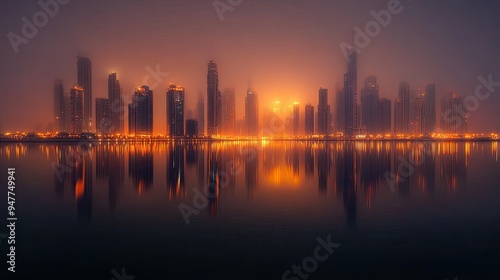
xmin=1 ymin=0 xmax=499 ymax=133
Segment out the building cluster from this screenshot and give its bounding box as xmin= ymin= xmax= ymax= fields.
xmin=54 ymin=54 xmax=469 ymax=138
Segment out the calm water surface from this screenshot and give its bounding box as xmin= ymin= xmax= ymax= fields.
xmin=1 ymin=141 xmax=499 ymax=279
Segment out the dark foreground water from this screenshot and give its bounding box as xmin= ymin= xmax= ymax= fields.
xmin=0 ymin=141 xmax=499 ymax=279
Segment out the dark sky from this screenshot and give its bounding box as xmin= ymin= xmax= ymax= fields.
xmin=1 ymin=0 xmax=499 ymax=133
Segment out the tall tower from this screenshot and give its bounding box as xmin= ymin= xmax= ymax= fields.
xmin=292 ymin=102 xmax=300 ymax=135
xmin=344 ymin=48 xmax=357 ymax=137
xmin=69 ymin=84 xmax=85 ymax=134
xmin=245 ymin=89 xmax=259 ymax=136
xmin=95 ymin=98 xmax=110 ymax=134
xmin=424 ymin=83 xmax=436 ymax=134
xmin=207 ymin=60 xmax=221 ymax=136
xmin=317 ymin=88 xmax=330 ymax=135
xmin=167 ymin=84 xmax=185 ymax=137
xmin=53 ymin=79 xmax=65 ymax=132
xmin=108 ymin=72 xmax=124 ymax=134
xmin=394 ymin=82 xmax=410 ymax=134
xmin=378 ymin=98 xmax=392 ymax=134
xmin=77 ymin=56 xmax=92 ymax=132
xmin=129 ymin=86 xmax=153 ymax=135
xmin=305 ymin=103 xmax=314 ymax=135
xmin=221 ymin=87 xmax=236 ymax=135
xmin=361 ymin=73 xmax=380 ymax=134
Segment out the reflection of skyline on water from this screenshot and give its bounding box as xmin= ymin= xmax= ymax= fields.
xmin=1 ymin=141 xmax=496 ymax=224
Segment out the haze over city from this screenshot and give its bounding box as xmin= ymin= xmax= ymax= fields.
xmin=1 ymin=0 xmax=499 ymax=133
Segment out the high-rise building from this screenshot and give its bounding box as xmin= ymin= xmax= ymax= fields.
xmin=129 ymin=86 xmax=153 ymax=135
xmin=441 ymin=92 xmax=467 ymax=135
xmin=69 ymin=84 xmax=84 ymax=134
xmin=305 ymin=103 xmax=314 ymax=135
xmin=197 ymin=94 xmax=205 ymax=136
xmin=344 ymin=49 xmax=357 ymax=137
xmin=292 ymin=102 xmax=300 ymax=135
xmin=77 ymin=56 xmax=92 ymax=132
xmin=108 ymin=72 xmax=124 ymax=134
xmin=361 ymin=73 xmax=380 ymax=134
xmin=412 ymin=92 xmax=425 ymax=134
xmin=378 ymin=98 xmax=392 ymax=134
xmin=424 ymin=83 xmax=436 ymax=134
xmin=53 ymin=79 xmax=65 ymax=132
xmin=207 ymin=60 xmax=221 ymax=136
xmin=221 ymin=87 xmax=236 ymax=135
xmin=245 ymin=89 xmax=259 ymax=136
xmin=95 ymin=98 xmax=110 ymax=134
xmin=167 ymin=84 xmax=185 ymax=137
xmin=335 ymin=86 xmax=345 ymax=133
xmin=317 ymin=88 xmax=330 ymax=135
xmin=186 ymin=119 xmax=199 ymax=137
xmin=394 ymin=82 xmax=410 ymax=134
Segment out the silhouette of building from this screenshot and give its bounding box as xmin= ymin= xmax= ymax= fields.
xmin=394 ymin=82 xmax=410 ymax=134
xmin=69 ymin=84 xmax=84 ymax=134
xmin=197 ymin=94 xmax=205 ymax=136
xmin=108 ymin=72 xmax=124 ymax=134
xmin=54 ymin=79 xmax=66 ymax=132
xmin=440 ymin=92 xmax=467 ymax=134
xmin=221 ymin=87 xmax=236 ymax=135
xmin=207 ymin=60 xmax=221 ymax=136
xmin=77 ymin=56 xmax=92 ymax=132
xmin=361 ymin=73 xmax=379 ymax=134
xmin=317 ymin=88 xmax=330 ymax=135
xmin=128 ymin=86 xmax=153 ymax=135
xmin=378 ymin=98 xmax=392 ymax=134
xmin=344 ymin=48 xmax=358 ymax=137
xmin=95 ymin=98 xmax=110 ymax=134
xmin=245 ymin=89 xmax=259 ymax=136
xmin=292 ymin=102 xmax=300 ymax=135
xmin=167 ymin=84 xmax=185 ymax=137
xmin=424 ymin=83 xmax=436 ymax=134
xmin=305 ymin=103 xmax=314 ymax=135
xmin=335 ymin=86 xmax=345 ymax=134
xmin=186 ymin=119 xmax=199 ymax=137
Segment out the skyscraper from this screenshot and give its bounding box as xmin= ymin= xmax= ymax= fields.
xmin=53 ymin=79 xmax=65 ymax=132
xmin=424 ymin=83 xmax=436 ymax=134
xmin=441 ymin=92 xmax=467 ymax=135
xmin=305 ymin=103 xmax=314 ymax=135
xmin=95 ymin=98 xmax=110 ymax=134
xmin=344 ymin=48 xmax=357 ymax=137
xmin=196 ymin=94 xmax=205 ymax=136
xmin=378 ymin=98 xmax=392 ymax=134
xmin=221 ymin=87 xmax=236 ymax=135
xmin=335 ymin=86 xmax=345 ymax=134
xmin=292 ymin=102 xmax=300 ymax=135
xmin=317 ymin=88 xmax=330 ymax=135
xmin=69 ymin=84 xmax=84 ymax=134
xmin=167 ymin=84 xmax=185 ymax=137
xmin=186 ymin=119 xmax=199 ymax=137
xmin=394 ymin=82 xmax=410 ymax=134
xmin=245 ymin=89 xmax=259 ymax=136
xmin=207 ymin=60 xmax=221 ymax=136
xmin=129 ymin=86 xmax=153 ymax=135
xmin=361 ymin=73 xmax=380 ymax=134
xmin=108 ymin=72 xmax=124 ymax=134
xmin=77 ymin=56 xmax=92 ymax=132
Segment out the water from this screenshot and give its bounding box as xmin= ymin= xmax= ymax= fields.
xmin=0 ymin=141 xmax=499 ymax=279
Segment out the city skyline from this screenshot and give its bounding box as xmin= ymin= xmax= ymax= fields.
xmin=1 ymin=0 xmax=500 ymax=134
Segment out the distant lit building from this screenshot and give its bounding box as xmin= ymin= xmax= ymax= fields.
xmin=361 ymin=73 xmax=379 ymax=134
xmin=292 ymin=102 xmax=300 ymax=135
xmin=378 ymin=98 xmax=392 ymax=134
xmin=53 ymin=79 xmax=66 ymax=132
xmin=394 ymin=82 xmax=410 ymax=134
xmin=335 ymin=86 xmax=345 ymax=133
xmin=221 ymin=87 xmax=236 ymax=135
xmin=305 ymin=103 xmax=314 ymax=135
xmin=197 ymin=94 xmax=205 ymax=136
xmin=441 ymin=92 xmax=467 ymax=134
xmin=245 ymin=89 xmax=259 ymax=136
xmin=77 ymin=56 xmax=92 ymax=132
xmin=129 ymin=85 xmax=153 ymax=135
xmin=186 ymin=119 xmax=199 ymax=137
xmin=424 ymin=83 xmax=436 ymax=134
xmin=344 ymin=48 xmax=357 ymax=137
xmin=207 ymin=60 xmax=221 ymax=136
xmin=95 ymin=98 xmax=111 ymax=134
xmin=167 ymin=84 xmax=185 ymax=137
xmin=69 ymin=84 xmax=85 ymax=134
